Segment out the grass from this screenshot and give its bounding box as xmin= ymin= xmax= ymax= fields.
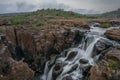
xmin=36 ymin=21 xmax=44 ymax=27
xmin=109 ymin=60 xmax=119 ymax=70
xmin=101 ymin=23 xmax=112 ymax=28
xmin=11 ymin=17 xmax=25 ymax=25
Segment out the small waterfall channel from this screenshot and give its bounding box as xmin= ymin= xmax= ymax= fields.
xmin=40 ymin=23 xmax=120 ymax=80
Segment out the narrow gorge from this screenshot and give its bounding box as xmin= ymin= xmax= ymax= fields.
xmin=0 ymin=22 xmax=120 ymax=80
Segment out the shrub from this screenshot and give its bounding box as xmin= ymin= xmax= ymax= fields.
xmin=11 ymin=17 xmax=25 ymax=25
xmin=36 ymin=22 xmax=44 ymax=27
xmin=0 ymin=62 xmax=9 ymax=75
xmin=109 ymin=60 xmax=119 ymax=70
xmin=101 ymin=23 xmax=112 ymax=28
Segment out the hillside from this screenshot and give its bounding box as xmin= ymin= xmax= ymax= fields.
xmin=100 ymin=8 xmax=120 ymax=18
xmin=0 ymin=9 xmax=95 ymax=27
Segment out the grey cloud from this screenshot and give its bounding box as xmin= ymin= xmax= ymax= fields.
xmin=0 ymin=3 xmax=17 ymax=13
xmin=16 ymin=2 xmax=36 ymax=12
xmin=0 ymin=0 xmax=120 ymax=14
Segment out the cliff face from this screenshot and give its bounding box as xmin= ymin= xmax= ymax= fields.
xmin=105 ymin=28 xmax=120 ymax=42
xmin=0 ymin=22 xmax=120 ymax=80
xmin=90 ymin=49 xmax=120 ymax=80
xmin=0 ymin=25 xmax=86 ymax=79
xmin=0 ymin=44 xmax=34 ymax=80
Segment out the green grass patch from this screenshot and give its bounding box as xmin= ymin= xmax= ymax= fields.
xmin=101 ymin=23 xmax=112 ymax=28
xmin=109 ymin=60 xmax=119 ymax=70
xmin=11 ymin=17 xmax=25 ymax=25
xmin=36 ymin=21 xmax=44 ymax=27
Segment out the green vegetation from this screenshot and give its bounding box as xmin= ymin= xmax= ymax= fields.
xmin=34 ymin=9 xmax=83 ymax=18
xmin=11 ymin=17 xmax=25 ymax=25
xmin=36 ymin=21 xmax=44 ymax=27
xmin=0 ymin=9 xmax=98 ymax=27
xmin=100 ymin=8 xmax=120 ymax=18
xmin=109 ymin=60 xmax=119 ymax=70
xmin=4 ymin=9 xmax=95 ymax=27
xmin=101 ymin=23 xmax=112 ymax=28
xmin=0 ymin=62 xmax=9 ymax=75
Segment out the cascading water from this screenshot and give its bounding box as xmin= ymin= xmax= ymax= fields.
xmin=40 ymin=23 xmax=120 ymax=80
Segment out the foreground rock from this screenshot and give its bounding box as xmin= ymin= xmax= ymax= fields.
xmin=0 ymin=25 xmax=85 ymax=75
xmin=105 ymin=28 xmax=120 ymax=42
xmin=0 ymin=44 xmax=34 ymax=80
xmin=92 ymin=38 xmax=113 ymax=58
xmin=90 ymin=49 xmax=120 ymax=80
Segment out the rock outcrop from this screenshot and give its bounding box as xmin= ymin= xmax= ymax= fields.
xmin=0 ymin=44 xmax=34 ymax=80
xmin=0 ymin=25 xmax=85 ymax=76
xmin=89 ymin=49 xmax=120 ymax=80
xmin=92 ymin=38 xmax=113 ymax=58
xmin=105 ymin=28 xmax=120 ymax=42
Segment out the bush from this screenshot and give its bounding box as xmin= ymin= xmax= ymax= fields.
xmin=109 ymin=60 xmax=119 ymax=70
xmin=36 ymin=22 xmax=44 ymax=27
xmin=0 ymin=62 xmax=9 ymax=75
xmin=11 ymin=17 xmax=25 ymax=25
xmin=101 ymin=23 xmax=112 ymax=28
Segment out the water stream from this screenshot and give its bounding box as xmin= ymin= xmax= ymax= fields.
xmin=40 ymin=23 xmax=120 ymax=80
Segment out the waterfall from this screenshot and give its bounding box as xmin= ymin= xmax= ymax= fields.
xmin=85 ymin=36 xmax=101 ymax=58
xmin=40 ymin=23 xmax=117 ymax=80
xmin=41 ymin=62 xmax=49 ymax=80
xmin=47 ymin=65 xmax=55 ymax=80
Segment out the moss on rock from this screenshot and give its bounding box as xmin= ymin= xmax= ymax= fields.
xmin=108 ymin=60 xmax=119 ymax=70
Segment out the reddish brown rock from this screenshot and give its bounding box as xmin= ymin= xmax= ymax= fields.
xmin=0 ymin=44 xmax=34 ymax=80
xmin=0 ymin=26 xmax=84 ymax=72
xmin=89 ymin=49 xmax=120 ymax=80
xmin=105 ymin=28 xmax=120 ymax=41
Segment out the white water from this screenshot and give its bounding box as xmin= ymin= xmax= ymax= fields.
xmin=40 ymin=24 xmax=120 ymax=80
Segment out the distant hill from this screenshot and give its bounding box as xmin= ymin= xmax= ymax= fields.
xmin=0 ymin=9 xmax=96 ymax=27
xmin=100 ymin=8 xmax=120 ymax=18
xmin=0 ymin=9 xmax=83 ymax=18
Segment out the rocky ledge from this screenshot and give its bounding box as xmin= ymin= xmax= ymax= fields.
xmin=90 ymin=49 xmax=120 ymax=80
xmin=0 ymin=44 xmax=34 ymax=80
xmin=0 ymin=25 xmax=88 ymax=80
xmin=105 ymin=28 xmax=120 ymax=42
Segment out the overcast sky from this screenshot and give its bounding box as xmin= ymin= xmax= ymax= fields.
xmin=0 ymin=0 xmax=120 ymax=14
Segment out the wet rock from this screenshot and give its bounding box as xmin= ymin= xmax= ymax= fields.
xmin=62 ymin=76 xmax=73 ymax=80
xmin=52 ymin=63 xmax=63 ymax=80
xmin=83 ymin=65 xmax=92 ymax=77
xmin=73 ymin=30 xmax=85 ymax=45
xmin=65 ymin=51 xmax=78 ymax=61
xmin=67 ymin=64 xmax=78 ymax=74
xmin=79 ymin=58 xmax=89 ymax=64
xmin=92 ymin=39 xmax=113 ymax=58
xmin=89 ymin=49 xmax=120 ymax=80
xmin=93 ymin=23 xmax=101 ymax=27
xmin=105 ymin=28 xmax=120 ymax=42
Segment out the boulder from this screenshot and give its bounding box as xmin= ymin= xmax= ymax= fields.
xmin=105 ymin=29 xmax=120 ymax=42
xmin=52 ymin=63 xmax=63 ymax=80
xmin=62 ymin=76 xmax=73 ymax=80
xmin=79 ymin=58 xmax=89 ymax=64
xmin=0 ymin=44 xmax=34 ymax=80
xmin=89 ymin=49 xmax=120 ymax=80
xmin=65 ymin=51 xmax=78 ymax=61
xmin=92 ymin=39 xmax=113 ymax=58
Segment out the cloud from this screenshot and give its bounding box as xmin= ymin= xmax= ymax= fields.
xmin=16 ymin=2 xmax=36 ymax=12
xmin=0 ymin=0 xmax=120 ymax=14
